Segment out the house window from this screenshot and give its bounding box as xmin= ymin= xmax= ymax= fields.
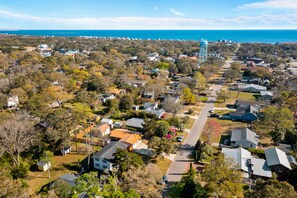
xmin=103 ymin=159 xmax=107 ymax=163
xmin=95 ymin=163 xmax=100 ymax=167
xmin=103 ymin=165 xmax=108 ymax=169
xmin=95 ymin=158 xmax=99 ymax=161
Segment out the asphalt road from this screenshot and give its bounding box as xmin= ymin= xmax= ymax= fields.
xmin=166 ymin=60 xmax=232 ymax=182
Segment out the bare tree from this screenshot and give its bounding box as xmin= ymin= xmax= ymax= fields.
xmin=0 ymin=112 xmax=36 ymax=166
xmin=162 ymin=96 xmax=183 ymax=116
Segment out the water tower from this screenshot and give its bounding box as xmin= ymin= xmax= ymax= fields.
xmin=198 ymin=39 xmax=208 ymax=65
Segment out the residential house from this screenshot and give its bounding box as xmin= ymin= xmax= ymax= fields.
xmin=109 ymin=129 xmax=142 ymax=150
xmin=92 ymin=124 xmax=111 ymax=137
xmin=143 ymin=102 xmax=158 ymax=110
xmin=164 ymin=57 xmax=175 ymax=63
xmin=222 ymin=147 xmax=272 ymax=179
xmin=126 ymin=80 xmax=147 ymax=87
xmin=107 ymin=87 xmax=126 ymax=96
xmin=265 ymin=147 xmax=292 ymax=173
xmin=37 ymin=161 xmax=51 ymax=172
xmin=142 ymin=91 xmax=155 ymax=99
xmin=100 ymin=94 xmax=116 ymax=103
xmin=93 ymin=141 xmax=128 ymax=171
xmin=260 ymin=91 xmax=274 ymax=100
xmin=124 ymin=118 xmax=145 ymax=130
xmin=50 ymin=174 xmax=79 ymax=188
xmin=7 ymin=95 xmax=19 ymax=109
xmin=229 ymin=104 xmax=260 ymax=122
xmin=101 ymin=118 xmax=113 ymax=126
xmin=146 ymin=108 xmax=165 ymax=119
xmin=148 ymin=53 xmax=160 ymax=61
xmin=238 ymin=84 xmax=267 ymax=93
xmin=234 ymin=100 xmax=256 ymax=108
xmin=230 ymin=128 xmax=259 ymax=148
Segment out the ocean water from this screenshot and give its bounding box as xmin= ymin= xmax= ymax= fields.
xmin=0 ymin=30 xmax=297 ymax=43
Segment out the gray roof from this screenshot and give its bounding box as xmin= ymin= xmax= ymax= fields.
xmin=239 ymin=84 xmax=267 ymax=91
xmin=260 ymin=91 xmax=273 ymax=97
xmin=59 ymin=174 xmax=78 ymax=187
xmin=145 ymin=109 xmax=165 ymax=118
xmin=287 ymin=155 xmax=297 ymax=165
xmin=231 ymin=128 xmax=259 ymax=145
xmin=222 ymin=147 xmax=251 ymax=172
xmin=124 ymin=118 xmax=145 ymax=129
xmin=265 ymin=147 xmax=291 ymax=170
xmin=251 ymin=158 xmax=272 ymax=178
xmin=93 ymin=141 xmax=128 ymax=161
xmin=222 ymin=148 xmax=272 ymax=178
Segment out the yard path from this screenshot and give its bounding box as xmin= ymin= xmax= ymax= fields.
xmin=165 ymin=59 xmax=232 ymax=182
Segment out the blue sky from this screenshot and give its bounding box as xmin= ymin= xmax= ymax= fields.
xmin=0 ymin=0 xmax=296 ymax=29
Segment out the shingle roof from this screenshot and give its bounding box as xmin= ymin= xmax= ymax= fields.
xmin=265 ymin=147 xmax=291 ymax=170
xmin=110 ymin=129 xmax=141 ymax=145
xmin=231 ymin=128 xmax=259 ymax=145
xmin=93 ymin=141 xmax=128 ymax=161
xmin=124 ymin=118 xmax=145 ymax=129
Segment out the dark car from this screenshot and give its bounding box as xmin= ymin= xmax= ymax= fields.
xmin=162 ymin=175 xmax=168 ymax=184
xmin=209 ymin=113 xmax=220 ymax=118
xmin=199 ymin=93 xmax=207 ymax=96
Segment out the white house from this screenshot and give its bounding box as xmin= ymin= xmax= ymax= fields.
xmin=93 ymin=141 xmax=128 ymax=171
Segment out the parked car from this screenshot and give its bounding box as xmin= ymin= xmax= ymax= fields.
xmin=199 ymin=92 xmax=207 ymax=96
xmin=208 ymin=109 xmax=214 ymax=113
xmin=176 ymin=136 xmax=183 ymax=142
xmin=209 ymin=113 xmax=220 ymax=118
xmin=162 ymin=175 xmax=168 ymax=184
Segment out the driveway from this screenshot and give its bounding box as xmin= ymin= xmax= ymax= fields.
xmin=166 ymin=60 xmax=232 ymax=182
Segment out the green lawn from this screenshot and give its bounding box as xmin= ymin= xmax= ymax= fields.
xmin=185 ymin=118 xmax=196 ymax=129
xmin=215 ymin=90 xmax=258 ymax=108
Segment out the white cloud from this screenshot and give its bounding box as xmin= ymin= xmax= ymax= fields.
xmin=239 ymin=0 xmax=297 ymax=9
xmin=154 ymin=6 xmax=158 ymax=11
xmin=0 ymin=9 xmax=296 ymax=29
xmin=170 ymin=8 xmax=184 ymax=16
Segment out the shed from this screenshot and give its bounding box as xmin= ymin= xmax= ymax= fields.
xmin=37 ymin=160 xmax=51 ymax=172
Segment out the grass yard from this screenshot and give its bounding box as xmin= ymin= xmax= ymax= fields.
xmin=26 ymin=152 xmax=87 ymax=195
xmin=185 ymin=118 xmax=196 ymax=129
xmin=200 ymin=118 xmax=247 ymax=144
xmin=215 ymin=90 xmax=258 ymax=108
xmin=153 ymin=158 xmax=172 ymax=175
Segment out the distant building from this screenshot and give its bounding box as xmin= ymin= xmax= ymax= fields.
xmin=230 ymin=128 xmax=259 ymax=148
xmin=238 ymin=84 xmax=267 ymax=93
xmin=260 ymin=91 xmax=274 ymax=100
xmin=92 ymin=124 xmax=111 ymax=137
